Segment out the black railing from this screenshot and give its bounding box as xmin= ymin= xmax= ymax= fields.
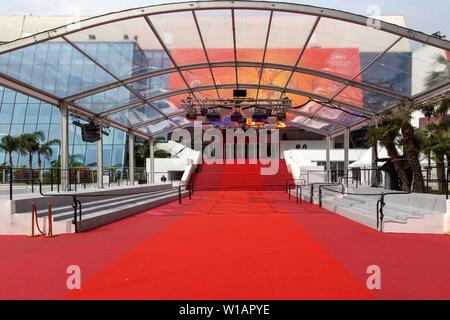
xmin=4 ymin=166 xmax=175 ymax=200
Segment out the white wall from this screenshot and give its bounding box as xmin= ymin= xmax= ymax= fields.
xmin=280 ymin=140 xmax=328 ymax=158
xmin=146 ymin=140 xmax=201 ymax=183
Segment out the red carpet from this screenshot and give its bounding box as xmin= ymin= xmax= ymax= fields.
xmin=1 ymin=161 xmax=450 ymax=299
xmin=193 ymin=159 xmax=292 ymax=190
xmin=66 ymin=191 xmax=371 ymax=300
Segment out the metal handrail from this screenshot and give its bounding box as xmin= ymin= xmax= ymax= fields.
xmin=318 ymin=184 xmax=413 ymax=232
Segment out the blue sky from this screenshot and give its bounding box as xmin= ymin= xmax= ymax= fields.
xmin=1 ymin=0 xmax=449 ymax=37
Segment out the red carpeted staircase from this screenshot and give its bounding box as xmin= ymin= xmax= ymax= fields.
xmin=191 ymin=159 xmax=292 ymax=191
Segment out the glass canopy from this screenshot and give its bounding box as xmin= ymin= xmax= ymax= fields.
xmin=0 ymin=1 xmax=448 ymax=138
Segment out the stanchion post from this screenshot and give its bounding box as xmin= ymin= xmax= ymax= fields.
xmin=47 ymin=202 xmax=53 ymax=237
xmin=31 ymin=203 xmax=35 ymax=237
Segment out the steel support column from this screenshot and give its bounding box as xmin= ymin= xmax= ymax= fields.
xmin=128 ymin=132 xmax=135 ymax=186
xmin=97 ymin=133 xmax=103 ymax=189
xmin=326 ymin=135 xmax=331 ymax=183
xmin=344 ymin=128 xmax=350 ymax=179
xmin=149 ymin=138 xmax=155 ymax=184
xmin=60 ymin=102 xmax=70 ymax=192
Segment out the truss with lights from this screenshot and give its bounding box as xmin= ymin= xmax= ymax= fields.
xmin=182 ymin=97 xmax=291 ymax=122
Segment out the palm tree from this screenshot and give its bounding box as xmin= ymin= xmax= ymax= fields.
xmin=418 ymin=99 xmax=450 ymax=194
xmin=17 ymin=131 xmax=45 ymax=178
xmin=37 ymin=139 xmax=60 ymax=170
xmin=365 ymin=115 xmax=411 ymax=192
xmin=397 ymin=107 xmax=426 ymax=193
xmin=0 ymin=135 xmax=18 ymax=167
xmin=425 ymin=53 xmax=450 ymax=89
xmin=37 ymin=139 xmax=60 ymax=181
xmin=138 ymin=140 xmax=151 ymax=160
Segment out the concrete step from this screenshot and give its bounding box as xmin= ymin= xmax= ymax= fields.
xmin=76 ymin=190 xmax=189 ymax=232
xmin=34 ymin=188 xmax=178 ymax=218
xmin=51 ymin=189 xmax=181 ymax=221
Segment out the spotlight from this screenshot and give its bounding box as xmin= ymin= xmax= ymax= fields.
xmin=230 ymin=111 xmax=243 ymax=122
xmin=186 ymin=110 xmax=197 ymax=120
xmin=206 ymin=111 xmax=221 ymax=122
xmin=252 ymin=110 xmax=268 ymax=122
xmin=276 ymin=111 xmax=286 ymax=121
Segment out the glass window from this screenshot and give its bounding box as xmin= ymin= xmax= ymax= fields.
xmin=75 ymin=86 xmax=139 ymax=114
xmin=234 ymin=10 xmax=271 ymax=63
xmin=66 ymin=17 xmax=171 ymax=79
xmin=23 ymin=123 xmax=38 ymax=134
xmin=298 ymin=17 xmax=400 ymax=80
xmin=128 ymin=72 xmax=186 ymax=99
xmin=48 ymin=124 xmax=60 ymax=140
xmin=181 ymin=68 xmax=215 ymax=89
xmin=0 ymin=124 xmax=11 ymax=138
xmin=112 ymin=129 xmax=126 ymax=145
xmin=15 ymin=93 xmax=29 ymax=104
xmin=195 ymin=10 xmax=234 ymax=63
xmin=107 ymin=104 xmax=162 ymax=127
xmin=39 ymin=103 xmax=53 ymax=123
xmin=333 ymin=87 xmax=400 ymax=113
xmin=0 ymin=40 xmax=116 ymax=97
xmin=85 ymin=144 xmax=97 ymax=167
xmin=25 ymin=103 xmax=40 ymax=123
xmin=111 ymin=145 xmax=125 ymax=167
xmin=264 ymin=12 xmax=318 ymax=66
xmin=0 ymin=104 xmax=14 ymax=124
xmin=9 ymin=124 xmax=24 ymax=137
xmin=2 ymin=89 xmax=16 ymax=103
xmin=287 ymin=72 xmax=346 ymax=99
xmin=149 ymin=11 xmax=207 ymax=66
xmin=103 ymin=144 xmax=112 ymax=167
xmin=136 ymin=119 xmax=177 ymax=136
xmin=11 ymin=104 xmax=27 ymax=123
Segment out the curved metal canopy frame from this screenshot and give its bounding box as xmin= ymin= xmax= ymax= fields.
xmin=0 ymin=0 xmax=449 ymax=138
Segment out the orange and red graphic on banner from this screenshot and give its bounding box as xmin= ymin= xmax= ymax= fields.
xmin=169 ymin=48 xmax=363 ymax=122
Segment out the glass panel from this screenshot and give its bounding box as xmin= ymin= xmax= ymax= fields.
xmin=211 ymin=67 xmax=236 ymax=87
xmin=0 ymin=40 xmax=116 ymax=97
xmin=170 ymin=116 xmax=191 ymax=127
xmin=288 ymin=100 xmax=322 ymax=114
xmin=107 ymin=104 xmax=162 ymax=127
xmin=181 ymin=68 xmax=215 ymax=88
xmin=75 ymin=86 xmax=139 ymax=114
xmin=12 ymin=104 xmax=27 ymax=123
xmin=237 ymin=67 xmax=261 ymax=85
xmin=129 ymin=72 xmax=186 ymax=99
xmin=196 ymin=10 xmax=234 ymax=63
xmin=235 ymin=10 xmax=271 ymax=63
xmin=195 ymin=89 xmax=219 ymax=99
xmin=0 ymin=104 xmax=14 ymax=124
xmin=137 ymin=119 xmax=178 ymax=136
xmin=25 ymin=103 xmax=40 ymax=123
xmin=259 ymin=68 xmax=291 ymax=90
xmin=287 ymin=72 xmax=345 ymax=98
xmin=360 ymin=40 xmax=449 ymax=96
xmin=217 ymin=89 xmax=235 ymax=99
xmin=334 ymin=87 xmax=400 ymax=113
xmin=151 ymin=94 xmax=186 ymax=116
xmin=288 ymin=117 xmax=337 ymax=133
xmin=299 ymin=17 xmax=400 ymax=80
xmin=316 ymin=106 xmax=364 ymax=126
xmin=149 ymin=12 xmax=207 ymax=66
xmin=66 ymin=17 xmax=171 ymax=79
xmin=265 ymin=12 xmax=317 ymax=66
